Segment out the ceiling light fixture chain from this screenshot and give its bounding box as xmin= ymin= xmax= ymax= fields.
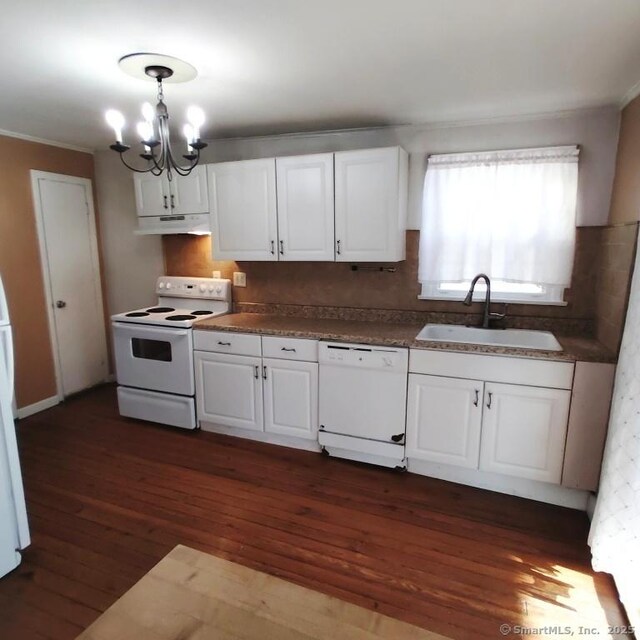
xmin=105 ymin=53 xmax=207 ymax=180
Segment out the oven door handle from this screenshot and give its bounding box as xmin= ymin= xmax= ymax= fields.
xmin=112 ymin=323 xmax=190 ymax=339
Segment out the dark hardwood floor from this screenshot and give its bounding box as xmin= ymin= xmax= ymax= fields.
xmin=0 ymin=384 xmax=628 ymax=639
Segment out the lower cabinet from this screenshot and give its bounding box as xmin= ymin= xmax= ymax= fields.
xmin=406 ymin=371 xmax=571 ymax=484
xmin=263 ymin=358 xmax=318 ymax=439
xmin=406 ymin=374 xmax=483 ymax=469
xmin=194 ymin=352 xmax=263 ymax=431
xmin=194 ymin=334 xmax=319 ymax=442
xmin=479 ymin=382 xmax=571 ymax=483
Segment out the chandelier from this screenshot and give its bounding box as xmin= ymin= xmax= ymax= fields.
xmin=105 ymin=53 xmax=208 ymax=179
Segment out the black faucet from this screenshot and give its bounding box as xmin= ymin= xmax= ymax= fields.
xmin=463 ymin=274 xmax=506 ymax=329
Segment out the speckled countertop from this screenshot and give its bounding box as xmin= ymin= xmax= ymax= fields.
xmin=194 ymin=313 xmax=616 ymax=363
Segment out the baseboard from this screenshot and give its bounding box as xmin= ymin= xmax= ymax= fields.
xmin=16 ymin=395 xmax=60 ymax=419
xmin=408 ymin=458 xmax=590 ymax=510
xmin=199 ymin=421 xmax=321 ymax=453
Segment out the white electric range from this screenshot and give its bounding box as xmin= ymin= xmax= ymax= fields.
xmin=112 ymin=276 xmax=231 ymax=429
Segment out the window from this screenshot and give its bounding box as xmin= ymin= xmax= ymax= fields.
xmin=418 ymin=145 xmax=579 ymax=305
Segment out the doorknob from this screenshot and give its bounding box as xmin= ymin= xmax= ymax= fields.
xmin=55 ymin=300 xmax=67 ymax=309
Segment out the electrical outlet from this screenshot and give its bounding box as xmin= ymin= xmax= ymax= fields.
xmin=212 ymin=270 xmax=221 ymax=279
xmin=233 ymin=272 xmax=247 ymax=287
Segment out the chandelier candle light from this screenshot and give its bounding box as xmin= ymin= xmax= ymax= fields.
xmin=105 ymin=53 xmax=208 ymax=179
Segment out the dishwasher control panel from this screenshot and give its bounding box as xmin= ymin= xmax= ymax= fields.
xmin=319 ymin=342 xmax=408 ymax=371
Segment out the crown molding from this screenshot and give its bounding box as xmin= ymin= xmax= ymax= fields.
xmin=206 ymin=104 xmax=619 ymax=144
xmin=620 ymin=78 xmax=640 ymax=109
xmin=0 ymin=128 xmax=93 ymax=154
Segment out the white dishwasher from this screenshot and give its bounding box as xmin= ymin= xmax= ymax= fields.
xmin=318 ymin=342 xmax=409 ymax=469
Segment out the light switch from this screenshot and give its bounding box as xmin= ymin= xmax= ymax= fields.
xmin=233 ymin=272 xmax=247 ymax=287
xmin=212 ymin=270 xmax=221 ymax=279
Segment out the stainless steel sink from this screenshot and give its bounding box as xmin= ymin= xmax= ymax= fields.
xmin=415 ymin=324 xmax=563 ymax=351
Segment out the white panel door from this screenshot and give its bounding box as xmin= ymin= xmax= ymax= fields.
xmin=32 ymin=173 xmax=109 ymax=397
xmin=133 ymin=173 xmax=170 ymax=217
xmin=275 ymin=153 xmax=335 ymax=261
xmin=479 ymin=382 xmax=571 ymax=483
xmin=334 ymin=147 xmax=404 ymax=262
xmin=406 ymin=374 xmax=484 ymax=469
xmin=263 ymin=358 xmax=318 ymax=439
xmin=208 ymin=159 xmax=278 ymax=260
xmin=171 ymin=165 xmax=209 ymax=215
xmin=194 ymin=351 xmax=263 ymax=431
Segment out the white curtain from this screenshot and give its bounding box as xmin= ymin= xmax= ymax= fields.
xmin=589 ymin=231 xmax=640 ymax=630
xmin=419 ymin=146 xmax=579 ymax=286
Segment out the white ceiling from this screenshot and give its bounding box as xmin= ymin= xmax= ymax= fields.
xmin=2 ymin=0 xmax=640 ymax=150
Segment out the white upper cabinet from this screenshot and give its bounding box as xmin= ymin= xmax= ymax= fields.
xmin=171 ymin=166 xmax=209 ymax=215
xmin=334 ymin=147 xmax=408 ymax=262
xmin=134 ymin=172 xmax=170 ymax=217
xmin=206 ymin=146 xmax=408 ymax=262
xmin=275 ymin=153 xmax=335 ymax=261
xmin=132 ymin=166 xmax=210 ymax=234
xmin=479 ymin=382 xmax=571 ymax=484
xmin=208 ymin=158 xmax=278 ymax=261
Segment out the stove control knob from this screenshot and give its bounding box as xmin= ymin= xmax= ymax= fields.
xmin=208 ymin=285 xmax=215 ymax=292
xmin=165 ymin=282 xmax=172 ymax=290
xmin=158 ymin=281 xmax=165 ymax=289
xmin=215 ymin=287 xmax=222 ymax=295
xmin=199 ymin=284 xmax=207 ymax=292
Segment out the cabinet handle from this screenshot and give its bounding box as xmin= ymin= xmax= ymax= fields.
xmin=486 ymin=391 xmax=492 ymax=409
xmin=270 ymin=240 xmax=275 ymax=255
xmin=217 ymin=341 xmax=231 ymax=346
xmin=473 ymin=389 xmax=479 ymax=407
xmin=336 ymin=239 xmax=341 ymax=255
xmin=254 ymin=365 xmax=259 ymax=379
xmin=163 ymin=195 xmax=168 ymax=209
xmin=170 ymin=194 xmax=175 ymax=209
xmin=263 ymin=365 xmax=267 ymax=379
xmin=279 ymin=240 xmax=284 ymax=255
xmin=281 ymin=347 xmax=296 ymax=352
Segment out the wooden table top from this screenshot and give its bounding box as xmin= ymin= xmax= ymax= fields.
xmin=76 ymin=545 xmax=450 ymax=640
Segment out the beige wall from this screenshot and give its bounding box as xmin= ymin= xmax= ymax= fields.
xmin=609 ymin=96 xmax=640 ymax=224
xmin=0 ymin=134 xmax=101 ymax=409
xmin=93 ymin=151 xmax=165 ymax=315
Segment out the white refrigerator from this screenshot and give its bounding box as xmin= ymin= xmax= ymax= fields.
xmin=0 ymin=273 xmax=30 ymax=578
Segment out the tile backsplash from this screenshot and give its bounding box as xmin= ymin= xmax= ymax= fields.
xmin=595 ymin=223 xmax=639 ymax=353
xmin=163 ymin=226 xmax=638 ymax=349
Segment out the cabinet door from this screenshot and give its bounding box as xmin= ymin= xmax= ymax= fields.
xmin=208 ymin=159 xmax=278 ymax=260
xmin=275 ymin=153 xmax=335 ymax=261
xmin=479 ymin=383 xmax=570 ymax=483
xmin=263 ymin=358 xmax=318 ymax=440
xmin=406 ymin=374 xmax=483 ymax=469
xmin=334 ymin=147 xmax=407 ymax=262
xmin=133 ymin=173 xmax=170 ymax=217
xmin=194 ymin=351 xmax=263 ymax=431
xmin=171 ymin=165 xmax=209 ymax=215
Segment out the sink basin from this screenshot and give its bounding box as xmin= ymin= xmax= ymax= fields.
xmin=415 ymin=324 xmax=563 ymax=351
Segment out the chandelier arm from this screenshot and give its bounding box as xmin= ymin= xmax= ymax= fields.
xmin=165 ymin=139 xmax=202 ymax=176
xmin=117 ymin=153 xmax=162 ymax=176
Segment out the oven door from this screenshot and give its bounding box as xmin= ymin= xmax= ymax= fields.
xmin=112 ymin=322 xmax=194 ymax=396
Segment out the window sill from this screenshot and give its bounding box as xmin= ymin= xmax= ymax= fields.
xmin=417 ymin=295 xmax=568 ymax=307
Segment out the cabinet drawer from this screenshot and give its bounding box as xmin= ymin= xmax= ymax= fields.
xmin=262 ymin=336 xmax=318 ymax=362
xmin=193 ymin=331 xmax=262 ymax=356
xmin=409 ymin=349 xmax=574 ymax=389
